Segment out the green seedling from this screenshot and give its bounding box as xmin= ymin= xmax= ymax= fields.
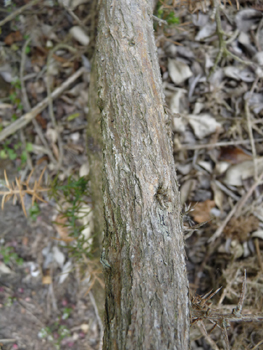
xmin=38 ymin=319 xmax=71 ymax=349
xmin=29 ymin=202 xmax=41 ymax=221
xmin=49 ymin=176 xmax=93 ymax=261
xmin=0 ymin=141 xmax=32 ymax=165
xmin=67 ymin=112 xmax=80 ymax=121
xmin=4 ymin=296 xmax=17 ymax=307
xmin=62 ymin=307 xmax=72 ymax=320
xmin=25 ymin=45 xmax=31 ymax=54
xmin=156 ymin=2 xmax=180 ymax=26
xmin=0 ymin=246 xmax=23 ymax=266
xmin=10 ymin=79 xmax=23 ymax=110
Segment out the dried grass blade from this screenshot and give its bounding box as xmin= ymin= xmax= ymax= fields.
xmin=4 ymin=170 xmax=10 ymax=189
xmin=26 ymin=167 xmax=35 ymax=186
xmin=38 ymin=166 xmax=47 ymax=185
xmin=15 ymin=177 xmax=27 ymax=217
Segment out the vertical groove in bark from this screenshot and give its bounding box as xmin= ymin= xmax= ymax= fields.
xmin=97 ymin=1 xmax=189 ymax=349
xmin=87 ymin=57 xmax=105 ymax=249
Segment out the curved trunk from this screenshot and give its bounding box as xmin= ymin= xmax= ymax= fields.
xmin=95 ymin=1 xmax=190 ymax=349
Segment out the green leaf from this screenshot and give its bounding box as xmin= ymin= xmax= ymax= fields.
xmin=9 ymin=93 xmax=16 ymax=102
xmin=67 ymin=112 xmax=80 ymax=121
xmin=26 ymin=142 xmax=33 ymax=151
xmin=157 ymin=8 xmax=163 ymax=17
xmin=0 ymin=150 xmax=7 ymax=159
xmin=16 ymin=257 xmax=24 ymax=266
xmin=7 ymin=148 xmax=17 ymax=160
xmin=29 ymin=203 xmax=41 ymax=221
xmin=25 ymin=46 xmax=31 ymax=54
xmin=14 ymin=141 xmax=21 ymax=150
xmin=21 ymin=150 xmax=27 ymax=163
xmin=167 ymin=12 xmax=180 ymax=25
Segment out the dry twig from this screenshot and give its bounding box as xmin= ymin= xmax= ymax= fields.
xmin=179 ymin=138 xmax=263 ymax=150
xmin=0 ymin=0 xmax=41 ymax=27
xmin=46 ymin=44 xmax=77 ymax=170
xmin=209 ymin=170 xmax=263 ymax=243
xmin=191 ymin=273 xmax=263 ymax=349
xmin=20 ymin=38 xmax=57 ymax=165
xmin=0 ymin=168 xmax=49 ymax=216
xmin=0 ymin=67 xmax=86 ymax=142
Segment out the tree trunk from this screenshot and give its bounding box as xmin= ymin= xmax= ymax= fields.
xmin=95 ymin=1 xmax=190 ymax=349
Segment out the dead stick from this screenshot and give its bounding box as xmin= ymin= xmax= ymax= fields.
xmin=209 ymin=170 xmax=263 ymax=243
xmin=0 ymin=67 xmax=85 ymax=142
xmin=0 ymin=0 xmax=41 ymax=27
xmin=179 ymin=138 xmax=263 ymax=150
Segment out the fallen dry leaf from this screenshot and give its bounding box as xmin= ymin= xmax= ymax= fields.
xmin=188 ymin=114 xmax=222 ymax=139
xmin=54 ymin=214 xmax=74 ymax=243
xmin=191 ymin=200 xmax=215 ymax=223
xmin=36 ymin=155 xmax=49 ymax=165
xmin=219 ymin=147 xmax=252 ymax=164
xmin=42 ymin=275 xmax=52 ymax=284
xmin=4 ymin=31 xmax=23 ymax=45
xmin=224 ymin=215 xmax=259 ymax=242
xmin=223 ymin=158 xmax=263 ymax=186
xmin=35 ymin=114 xmax=47 ymax=129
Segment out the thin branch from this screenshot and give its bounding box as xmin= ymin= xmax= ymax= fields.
xmin=0 ymin=67 xmax=85 ymax=142
xmin=209 ymin=2 xmax=253 ymax=77
xmin=245 ymin=77 xmax=259 ymax=180
xmin=196 ymin=320 xmax=220 ymax=350
xmin=63 ymin=5 xmax=88 ymax=30
xmin=208 ymin=202 xmax=237 ymax=243
xmin=46 ymin=44 xmax=77 ymax=170
xmin=232 ymin=270 xmax=246 ymax=317
xmin=222 ymin=319 xmax=230 ymax=350
xmin=0 ymin=0 xmax=41 ymax=27
xmin=152 ymin=15 xmax=168 ymax=26
xmin=251 ymin=339 xmax=263 ymax=350
xmin=20 ymin=38 xmax=57 ymax=165
xmin=209 ymin=170 xmax=263 ymax=242
xmin=89 ymin=292 xmax=104 ymax=350
xmin=178 ymin=138 xmax=263 ymax=150
xmin=235 ymin=170 xmax=263 ymax=217
xmin=0 ymin=339 xmax=16 ymax=344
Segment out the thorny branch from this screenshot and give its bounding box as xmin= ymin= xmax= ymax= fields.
xmin=0 ymin=168 xmax=49 ymax=217
xmin=191 ymin=270 xmax=263 ymax=349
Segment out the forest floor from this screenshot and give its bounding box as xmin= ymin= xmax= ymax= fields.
xmin=0 ymin=0 xmax=263 ymax=349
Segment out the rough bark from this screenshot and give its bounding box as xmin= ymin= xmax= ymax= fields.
xmin=96 ymin=1 xmax=190 ymax=349
xmin=87 ymin=56 xmax=105 ymax=248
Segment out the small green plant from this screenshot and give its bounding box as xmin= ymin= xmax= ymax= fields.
xmin=0 ymin=169 xmax=93 ymax=262
xmin=38 ymin=316 xmax=72 ymax=349
xmin=49 ymin=175 xmax=93 ymax=261
xmin=0 ymin=140 xmax=32 ymax=165
xmin=62 ymin=307 xmax=72 ymax=320
xmin=0 ymin=246 xmax=23 ymax=266
xmin=5 ymin=1 xmax=15 ymax=10
xmin=25 ymin=45 xmax=31 ymax=54
xmin=4 ymin=296 xmax=17 ymax=307
xmin=29 ymin=202 xmax=41 ymax=221
xmin=11 ymin=79 xmax=21 ymax=90
xmin=9 ymin=78 xmax=23 ymax=111
xmin=156 ymin=2 xmax=180 ymax=27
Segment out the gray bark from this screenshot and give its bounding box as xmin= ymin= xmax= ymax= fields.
xmin=87 ymin=57 xmax=105 ymax=249
xmin=95 ymin=1 xmax=190 ymax=349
